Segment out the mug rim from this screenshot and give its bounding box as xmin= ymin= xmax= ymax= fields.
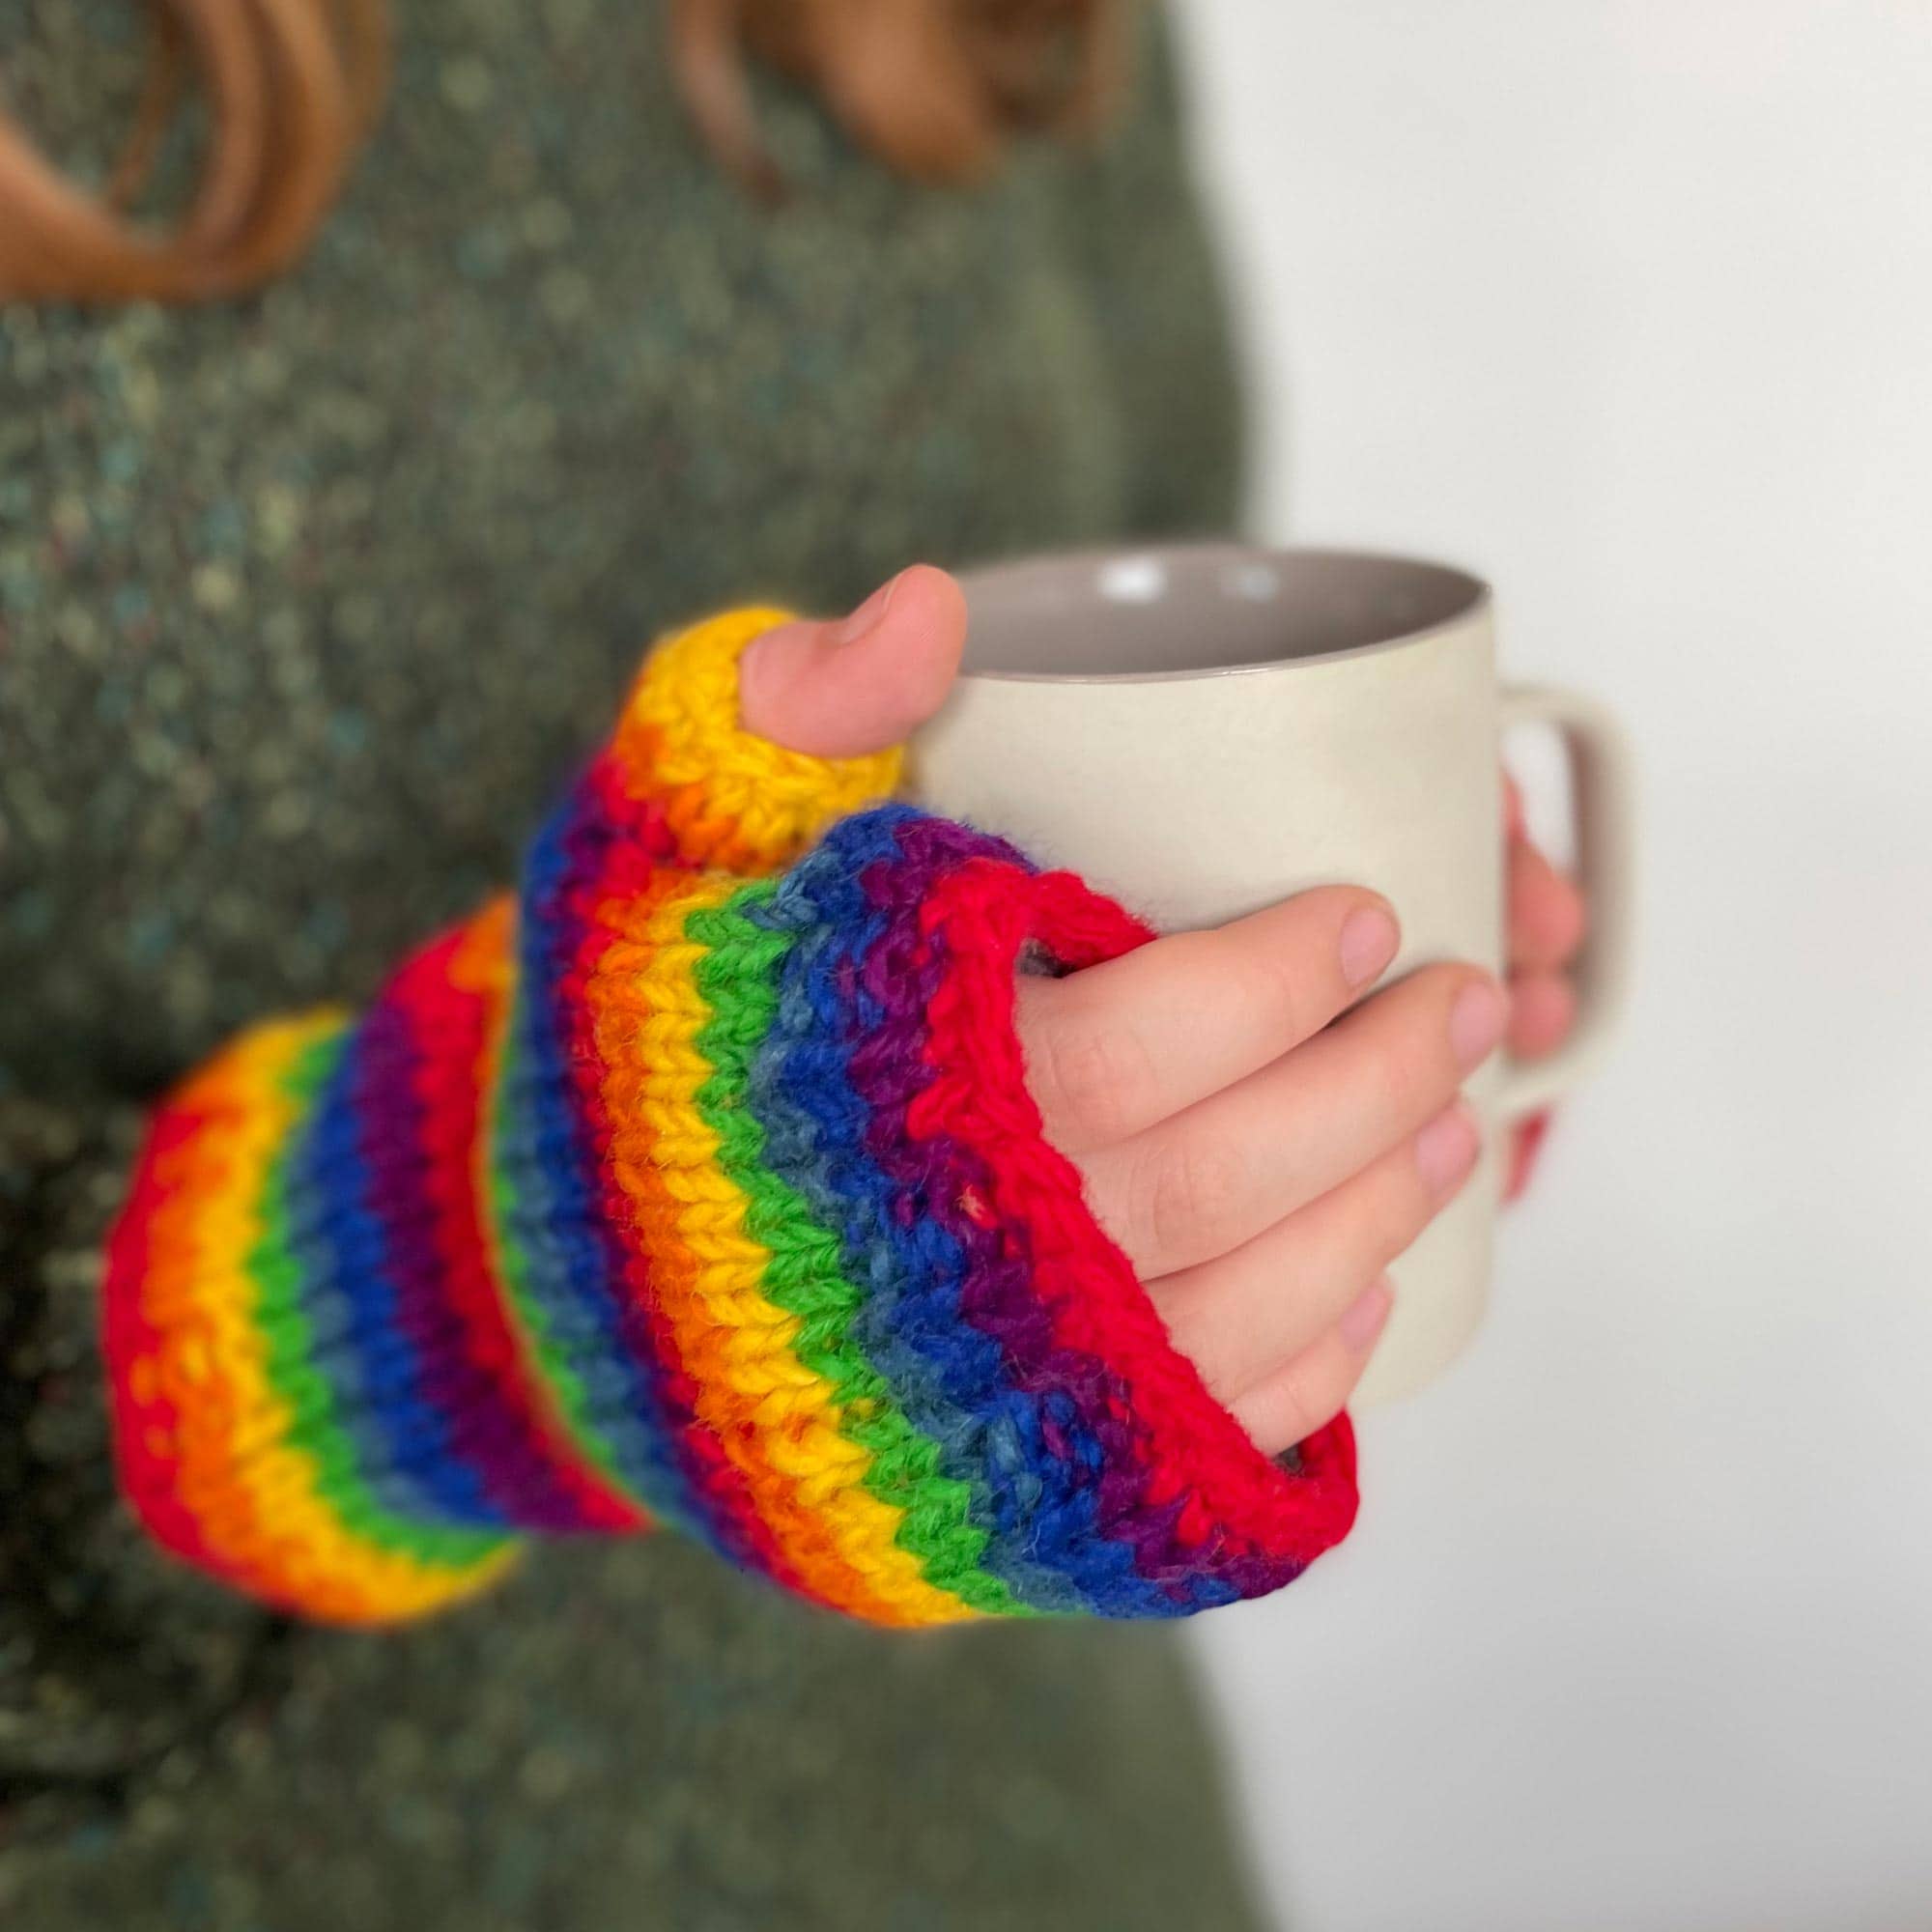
xmin=953 ymin=542 xmax=1492 ymax=685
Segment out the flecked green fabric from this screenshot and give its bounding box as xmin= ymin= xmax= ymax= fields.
xmin=0 ymin=2 xmax=1262 ymax=1924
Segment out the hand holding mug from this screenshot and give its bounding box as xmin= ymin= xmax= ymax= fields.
xmin=737 ymin=562 xmax=1590 ymax=1452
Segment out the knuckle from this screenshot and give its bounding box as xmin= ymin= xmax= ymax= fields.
xmin=1379 ymin=974 xmax=1469 ymax=1109
xmin=1144 ymin=1133 xmax=1249 ymax=1263
xmin=1226 ymin=917 xmax=1333 ymax=1037
xmin=1367 ymin=1165 xmax=1435 ymax=1269
xmin=1269 ymin=1359 xmax=1341 ymax=1448
xmin=1035 ymin=1013 xmax=1154 ymax=1146
xmin=1247 ymin=952 xmax=1321 ymax=1043
xmin=1270 ymin=1378 xmax=1318 ymax=1448
xmin=1347 ymin=1026 xmax=1435 ymax=1129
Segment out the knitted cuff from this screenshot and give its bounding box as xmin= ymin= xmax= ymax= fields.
xmin=103 ymin=614 xmax=1358 ymax=1627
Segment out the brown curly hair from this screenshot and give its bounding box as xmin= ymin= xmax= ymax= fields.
xmin=0 ymin=0 xmax=1123 ymax=304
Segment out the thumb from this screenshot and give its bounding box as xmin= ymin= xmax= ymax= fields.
xmin=737 ymin=564 xmax=967 ymax=758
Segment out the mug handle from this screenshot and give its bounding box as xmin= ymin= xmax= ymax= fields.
xmin=1495 ymin=686 xmax=1638 ymax=1120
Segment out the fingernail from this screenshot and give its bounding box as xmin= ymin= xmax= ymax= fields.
xmin=1414 ymin=1103 xmax=1481 ymax=1197
xmin=1339 ymin=1279 xmax=1394 ymax=1352
xmin=1338 ymin=905 xmax=1400 ymax=988
xmin=1450 ymin=979 xmax=1507 ymax=1071
xmin=832 ymin=574 xmax=899 ymax=647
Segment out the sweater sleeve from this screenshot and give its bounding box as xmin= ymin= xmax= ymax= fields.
xmin=102 ymin=611 xmax=1358 ymax=1629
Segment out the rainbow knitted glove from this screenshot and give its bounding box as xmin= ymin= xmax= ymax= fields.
xmin=103 ymin=610 xmax=1358 ymax=1627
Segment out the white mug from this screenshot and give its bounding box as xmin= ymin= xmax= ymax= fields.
xmin=909 ymin=544 xmax=1636 ymax=1406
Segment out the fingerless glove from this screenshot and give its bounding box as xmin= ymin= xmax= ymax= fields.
xmin=104 ymin=610 xmax=1358 ymax=1627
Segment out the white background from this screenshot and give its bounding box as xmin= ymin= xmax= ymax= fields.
xmin=1175 ymin=5 xmax=1932 ymax=1929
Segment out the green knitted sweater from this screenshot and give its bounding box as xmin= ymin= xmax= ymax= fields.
xmin=0 ymin=3 xmax=1264 ymax=1924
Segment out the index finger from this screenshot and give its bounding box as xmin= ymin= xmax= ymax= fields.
xmin=1014 ymin=887 xmax=1399 ymax=1153
xmin=1507 ymin=834 xmax=1587 ymax=971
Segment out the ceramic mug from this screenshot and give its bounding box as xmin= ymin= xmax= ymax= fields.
xmin=908 ymin=544 xmax=1635 ymax=1406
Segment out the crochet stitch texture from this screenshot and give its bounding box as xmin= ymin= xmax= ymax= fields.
xmin=103 ymin=610 xmax=1359 ymax=1626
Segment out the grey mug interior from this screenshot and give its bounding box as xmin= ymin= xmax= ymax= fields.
xmin=956 ymin=544 xmax=1488 ymax=682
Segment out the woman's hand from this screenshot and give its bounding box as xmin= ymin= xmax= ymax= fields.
xmin=1503 ymin=776 xmax=1586 ymax=1065
xmin=1009 ymin=894 xmax=1496 ymax=1456
xmin=1501 ymin=777 xmax=1588 ymax=1194
xmin=742 ymin=566 xmax=1572 ymax=1453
